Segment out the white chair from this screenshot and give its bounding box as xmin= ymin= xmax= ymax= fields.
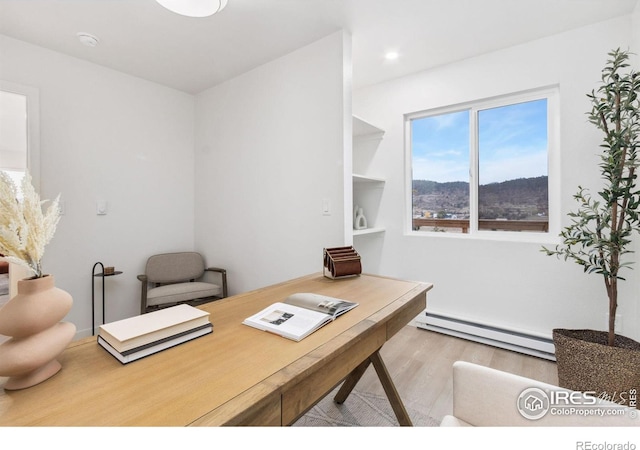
xmin=442 ymin=360 xmax=639 ymax=426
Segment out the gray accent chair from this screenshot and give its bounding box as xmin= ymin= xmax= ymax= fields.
xmin=137 ymin=252 xmax=228 ymax=314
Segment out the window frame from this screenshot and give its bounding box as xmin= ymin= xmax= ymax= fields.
xmin=404 ymin=86 xmax=560 ymax=242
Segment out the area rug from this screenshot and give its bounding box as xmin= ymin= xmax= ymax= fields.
xmin=293 ymin=386 xmax=440 ymax=427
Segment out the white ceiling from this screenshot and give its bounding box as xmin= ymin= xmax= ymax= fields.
xmin=0 ymin=0 xmax=638 ymax=94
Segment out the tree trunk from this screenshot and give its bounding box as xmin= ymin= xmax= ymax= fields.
xmin=607 ymin=276 xmax=617 ymax=346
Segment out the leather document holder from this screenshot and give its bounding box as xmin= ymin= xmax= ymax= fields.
xmin=323 ymin=246 xmax=362 ymax=279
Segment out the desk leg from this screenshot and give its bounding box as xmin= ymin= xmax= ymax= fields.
xmin=369 ymin=350 xmax=412 ymax=426
xmin=334 ymin=358 xmax=371 ymax=404
xmin=334 ymin=348 xmax=413 ymax=427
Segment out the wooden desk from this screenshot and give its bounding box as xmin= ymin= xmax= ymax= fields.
xmin=0 ymin=273 xmax=432 ymax=426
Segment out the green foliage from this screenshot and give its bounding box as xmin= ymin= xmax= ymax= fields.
xmin=542 ymin=49 xmax=640 ymax=346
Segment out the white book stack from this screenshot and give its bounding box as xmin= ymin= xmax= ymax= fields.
xmin=97 ymin=304 xmax=212 ymax=364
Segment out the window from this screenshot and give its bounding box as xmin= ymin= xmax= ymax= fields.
xmin=406 ymin=87 xmax=558 ymax=237
xmin=0 ymin=80 xmax=40 ymax=197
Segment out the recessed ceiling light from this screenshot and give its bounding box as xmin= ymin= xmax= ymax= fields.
xmin=385 ymin=51 xmax=399 ymax=61
xmin=77 ymin=32 xmax=99 ymax=48
xmin=155 ymin=0 xmax=228 ymax=18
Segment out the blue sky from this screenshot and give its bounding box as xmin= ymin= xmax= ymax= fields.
xmin=411 ymin=99 xmax=548 ymax=184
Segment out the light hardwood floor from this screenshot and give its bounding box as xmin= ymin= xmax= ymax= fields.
xmin=353 ymin=324 xmax=558 ymax=424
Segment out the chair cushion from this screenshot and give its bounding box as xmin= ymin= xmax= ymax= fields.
xmin=145 ymin=252 xmax=205 ymax=284
xmin=146 ymin=282 xmax=221 ymax=307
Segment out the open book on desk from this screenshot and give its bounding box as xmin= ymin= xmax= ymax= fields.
xmin=242 ymin=292 xmax=358 ymax=341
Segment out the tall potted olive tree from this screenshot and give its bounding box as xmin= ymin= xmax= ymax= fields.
xmin=543 ymin=48 xmax=640 ymax=406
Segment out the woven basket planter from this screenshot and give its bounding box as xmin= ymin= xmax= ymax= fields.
xmin=553 ymin=328 xmax=640 ymax=408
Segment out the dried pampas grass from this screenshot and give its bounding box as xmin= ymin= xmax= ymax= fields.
xmin=0 ymin=171 xmax=60 ymax=278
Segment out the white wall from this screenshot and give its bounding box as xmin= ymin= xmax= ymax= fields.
xmin=0 ymin=35 xmax=196 ymax=337
xmin=353 ymin=16 xmax=640 ymax=341
xmin=194 ymin=31 xmax=351 ymax=294
xmin=633 ymin=1 xmax=640 ymax=53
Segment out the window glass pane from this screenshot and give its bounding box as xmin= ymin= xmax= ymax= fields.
xmin=477 ymin=99 xmax=548 ymax=232
xmin=0 ymin=90 xmax=28 ymax=170
xmin=411 ymin=110 xmax=470 ymax=233
xmin=0 ymin=90 xmax=28 ymax=199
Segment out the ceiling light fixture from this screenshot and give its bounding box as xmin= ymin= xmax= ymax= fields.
xmin=155 ymin=0 xmax=228 ymax=18
xmin=385 ymin=51 xmax=399 ymax=61
xmin=77 ymin=32 xmax=99 ymax=48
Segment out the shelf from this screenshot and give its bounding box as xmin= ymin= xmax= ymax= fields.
xmin=93 ymin=271 xmax=123 ymax=277
xmin=353 ymin=227 xmax=385 ymax=236
xmin=353 ymin=173 xmax=385 ymax=184
xmin=353 ymin=115 xmax=384 ymax=137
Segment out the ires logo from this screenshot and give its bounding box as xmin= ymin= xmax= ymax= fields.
xmin=517 ymin=388 xmax=551 ymax=420
xmin=517 ymin=388 xmax=632 ymax=421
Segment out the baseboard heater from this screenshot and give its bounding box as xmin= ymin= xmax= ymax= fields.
xmin=416 ymin=312 xmax=556 ymax=361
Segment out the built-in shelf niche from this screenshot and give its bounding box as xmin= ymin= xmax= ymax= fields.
xmin=352 ymin=116 xmax=385 ymax=237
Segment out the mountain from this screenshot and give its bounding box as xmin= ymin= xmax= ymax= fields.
xmin=412 ymin=176 xmax=548 ymax=220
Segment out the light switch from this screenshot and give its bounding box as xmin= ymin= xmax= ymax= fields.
xmin=322 ymin=198 xmax=331 ymax=216
xmin=96 ymin=200 xmax=108 ymax=215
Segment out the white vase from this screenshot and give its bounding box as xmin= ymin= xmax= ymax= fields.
xmin=0 ymin=275 xmax=76 ymax=390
